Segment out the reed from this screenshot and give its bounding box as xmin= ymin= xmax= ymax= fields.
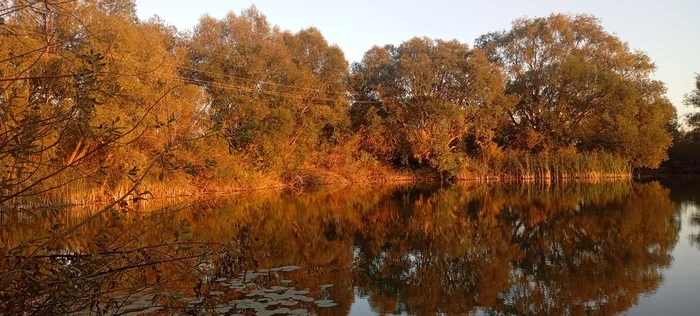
xmin=460 ymin=149 xmax=632 ymax=181
xmin=18 ymin=148 xmax=633 ymax=206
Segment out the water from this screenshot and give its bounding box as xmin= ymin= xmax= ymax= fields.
xmin=1 ymin=178 xmax=699 ymax=315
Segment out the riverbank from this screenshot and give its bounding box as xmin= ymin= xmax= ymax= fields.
xmin=37 ymin=163 xmax=633 ymax=206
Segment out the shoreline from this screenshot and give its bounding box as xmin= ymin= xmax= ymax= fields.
xmin=34 ymin=170 xmax=637 ymax=207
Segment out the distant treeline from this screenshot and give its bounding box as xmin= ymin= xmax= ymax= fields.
xmin=1 ymin=0 xmax=695 ymax=201
xmin=658 ymin=74 xmax=700 ymax=174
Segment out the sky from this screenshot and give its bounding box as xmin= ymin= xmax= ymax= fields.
xmin=134 ymin=0 xmax=700 ymax=119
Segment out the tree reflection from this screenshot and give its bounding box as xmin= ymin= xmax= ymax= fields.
xmin=654 ymin=178 xmax=700 ymax=251
xmin=348 ymin=182 xmax=677 ymax=315
xmin=691 ymin=211 xmax=700 ymax=249
xmin=0 ymin=182 xmax=679 ymax=314
xmin=494 ymin=182 xmax=677 ymax=315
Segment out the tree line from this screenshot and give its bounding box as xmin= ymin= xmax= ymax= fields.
xmin=662 ymin=74 xmax=700 ymax=172
xmin=0 ymin=0 xmax=685 ymax=201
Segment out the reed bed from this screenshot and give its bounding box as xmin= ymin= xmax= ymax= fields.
xmin=462 ymin=150 xmax=632 ymax=181
xmin=7 ymin=150 xmax=633 ymax=206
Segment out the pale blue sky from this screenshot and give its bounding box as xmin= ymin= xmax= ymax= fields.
xmin=135 ymin=0 xmax=699 ymax=119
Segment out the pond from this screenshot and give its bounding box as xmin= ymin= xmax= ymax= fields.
xmin=1 ymin=178 xmax=699 ymax=315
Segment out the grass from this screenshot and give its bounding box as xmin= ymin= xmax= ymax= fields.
xmin=13 ymin=148 xmax=633 ymax=206
xmin=460 ymin=149 xmax=632 ymax=180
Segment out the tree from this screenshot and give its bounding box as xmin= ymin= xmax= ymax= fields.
xmin=476 ymin=14 xmax=675 ymax=168
xmin=663 ymin=73 xmax=700 ymax=171
xmin=0 ymin=0 xmax=209 ymax=202
xmin=350 ymin=37 xmax=512 ymax=175
xmin=186 ymin=8 xmax=350 ymax=173
xmin=683 ymin=73 xmax=700 ymax=140
xmin=0 ymin=1 xmax=215 ymax=313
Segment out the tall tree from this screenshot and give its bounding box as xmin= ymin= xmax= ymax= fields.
xmin=186 ymin=8 xmax=349 ymax=172
xmin=476 ymin=14 xmax=675 ymax=168
xmin=350 ymin=37 xmax=512 ymax=175
xmin=683 ymin=74 xmax=700 ymax=140
xmin=0 ymin=0 xmax=204 ymax=201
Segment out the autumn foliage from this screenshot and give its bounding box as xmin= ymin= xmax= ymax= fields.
xmin=0 ymin=2 xmax=678 ymax=202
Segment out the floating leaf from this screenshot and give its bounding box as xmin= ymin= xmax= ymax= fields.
xmin=264 ymin=292 xmax=282 ymax=300
xmin=247 ymin=289 xmax=266 ymax=297
xmin=292 ymin=295 xmax=314 ymax=302
xmin=316 ymin=302 xmax=337 ymax=308
xmin=286 ymin=289 xmax=309 ymax=295
xmin=279 ymin=300 xmax=298 ymax=307
xmin=268 ymin=286 xmax=288 ymax=292
xmin=279 ymin=265 xmax=301 ymax=272
xmin=215 ymin=306 xmax=232 ymax=313
xmin=315 ymin=299 xmax=337 ymax=307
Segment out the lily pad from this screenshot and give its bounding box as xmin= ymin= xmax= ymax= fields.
xmin=264 ymin=292 xmax=282 ymax=300
xmin=247 ymin=289 xmax=266 ymax=297
xmin=291 ymin=295 xmax=315 ymax=302
xmin=241 ymin=271 xmax=259 ymax=280
xmin=279 ymin=265 xmax=301 ymax=272
xmin=317 ymin=302 xmax=337 ymax=308
xmin=229 ymin=284 xmax=246 ymax=291
xmin=234 ymin=299 xmax=267 ymax=311
xmin=286 ymin=289 xmax=309 ymax=295
xmin=215 ymin=306 xmax=232 ymax=313
xmin=315 ymin=299 xmax=337 ymax=308
xmin=278 ymin=300 xmax=298 ymax=307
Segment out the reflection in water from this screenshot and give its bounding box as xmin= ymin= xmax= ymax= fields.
xmin=0 ymin=181 xmax=683 ymax=314
xmin=655 ymin=178 xmax=700 ymax=250
xmin=692 ymin=211 xmax=700 ymax=248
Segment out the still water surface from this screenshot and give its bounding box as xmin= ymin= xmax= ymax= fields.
xmin=3 ymin=178 xmax=699 ymax=315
